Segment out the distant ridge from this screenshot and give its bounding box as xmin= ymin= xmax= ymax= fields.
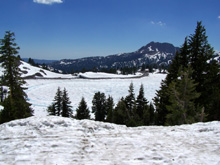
xmin=48 ymin=42 xmax=180 ymax=73
xmin=22 ymin=58 xmax=58 ymax=64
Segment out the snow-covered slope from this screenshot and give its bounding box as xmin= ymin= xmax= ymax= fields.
xmin=0 ymin=60 xmax=76 ymax=79
xmin=0 ymin=116 xmax=220 ymax=164
xmin=49 ymin=42 xmax=180 ymax=73
xmin=0 ymin=61 xmax=144 ymax=79
xmin=19 ymin=61 xmax=75 ymax=79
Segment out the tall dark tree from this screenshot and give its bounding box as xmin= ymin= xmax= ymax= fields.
xmin=92 ymin=92 xmax=107 ymax=121
xmin=75 ymin=97 xmax=90 ymax=120
xmin=47 ymin=103 xmax=56 ymax=116
xmin=61 ymin=88 xmax=72 ymax=117
xmin=188 ymin=21 xmax=213 ymax=84
xmin=166 ymin=67 xmax=201 ymax=125
xmin=188 ymin=21 xmax=220 ymax=121
xmin=125 ymin=82 xmax=136 ymax=115
xmin=54 ymin=87 xmax=62 ymax=116
xmin=153 ymin=79 xmax=170 ymax=125
xmin=148 ymin=102 xmax=155 ymax=125
xmin=0 ymin=31 xmax=33 ymax=123
xmin=136 ymin=84 xmax=149 ymax=119
xmin=204 ymin=60 xmax=220 ymax=121
xmin=113 ymin=98 xmax=127 ymax=125
xmin=106 ymin=95 xmax=114 ymax=123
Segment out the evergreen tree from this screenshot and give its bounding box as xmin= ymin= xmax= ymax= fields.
xmin=154 ymin=34 xmax=190 ymax=125
xmin=149 ymin=102 xmax=155 ymax=125
xmin=61 ymin=88 xmax=72 ymax=117
xmin=166 ymin=67 xmax=201 ymax=125
xmin=47 ymin=103 xmax=56 ymax=116
xmin=47 ymin=87 xmax=62 ymax=116
xmin=188 ymin=22 xmax=213 ymax=84
xmin=28 ymin=58 xmax=35 ymax=66
xmin=106 ymin=95 xmax=114 ymax=123
xmin=0 ymin=31 xmax=33 ymax=124
xmin=203 ymin=60 xmax=220 ymax=121
xmin=125 ymin=82 xmax=136 ymax=115
xmin=75 ymin=97 xmax=90 ymax=120
xmin=0 ymin=86 xmax=7 ymax=103
xmin=92 ymin=92 xmax=107 ymax=121
xmin=153 ymin=79 xmax=170 ymax=125
xmin=136 ymin=84 xmax=149 ymax=119
xmin=113 ymin=98 xmax=127 ymax=125
xmin=54 ymin=87 xmax=62 ymax=116
xmin=188 ymin=21 xmax=220 ymax=121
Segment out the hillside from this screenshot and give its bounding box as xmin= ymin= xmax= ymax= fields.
xmin=0 ymin=116 xmax=219 ymax=164
xmin=49 ymin=42 xmax=180 ymax=73
xmin=1 ymin=61 xmax=145 ymax=79
xmin=0 ymin=60 xmax=76 ymax=79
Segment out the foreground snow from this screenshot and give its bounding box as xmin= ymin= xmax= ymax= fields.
xmin=0 ymin=116 xmax=220 ymax=164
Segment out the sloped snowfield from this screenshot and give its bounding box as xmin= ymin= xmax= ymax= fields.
xmin=0 ymin=116 xmax=220 ymax=165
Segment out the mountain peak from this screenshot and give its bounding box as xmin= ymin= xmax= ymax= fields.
xmin=138 ymin=42 xmax=179 ymax=54
xmin=49 ymin=42 xmax=180 ymax=73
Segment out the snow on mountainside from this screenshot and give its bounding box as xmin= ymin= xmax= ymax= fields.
xmin=19 ymin=61 xmax=75 ymax=79
xmin=0 ymin=61 xmax=145 ymax=79
xmin=0 ymin=116 xmax=220 ymax=164
xmin=49 ymin=42 xmax=180 ymax=73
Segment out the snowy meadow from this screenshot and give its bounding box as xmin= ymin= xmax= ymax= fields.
xmin=25 ymin=73 xmax=166 ymax=116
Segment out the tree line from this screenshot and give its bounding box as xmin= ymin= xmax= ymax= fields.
xmin=47 ymin=83 xmax=155 ymax=127
xmin=154 ymin=21 xmax=220 ymax=125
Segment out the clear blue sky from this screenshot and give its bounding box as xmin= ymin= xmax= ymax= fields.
xmin=0 ymin=0 xmax=219 ymax=60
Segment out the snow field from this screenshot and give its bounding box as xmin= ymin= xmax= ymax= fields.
xmin=25 ymin=73 xmax=166 ymax=116
xmin=0 ymin=116 xmax=220 ymax=164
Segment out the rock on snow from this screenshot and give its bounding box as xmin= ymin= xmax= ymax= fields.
xmin=0 ymin=116 xmax=220 ymax=165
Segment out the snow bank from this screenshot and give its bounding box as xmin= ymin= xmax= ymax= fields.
xmin=78 ymin=72 xmax=143 ymax=79
xmin=0 ymin=116 xmax=220 ymax=164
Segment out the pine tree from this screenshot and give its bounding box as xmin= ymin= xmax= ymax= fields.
xmin=166 ymin=67 xmax=201 ymax=125
xmin=125 ymin=82 xmax=136 ymax=115
xmin=154 ymin=35 xmax=189 ymax=125
xmin=54 ymin=87 xmax=62 ymax=116
xmin=149 ymin=102 xmax=155 ymax=125
xmin=153 ymin=79 xmax=170 ymax=125
xmin=75 ymin=97 xmax=90 ymax=120
xmin=106 ymin=95 xmax=114 ymax=123
xmin=47 ymin=103 xmax=56 ymax=116
xmin=61 ymin=88 xmax=72 ymax=117
xmin=188 ymin=21 xmax=220 ymax=121
xmin=0 ymin=31 xmax=33 ymax=124
xmin=92 ymin=92 xmax=107 ymax=121
xmin=136 ymin=84 xmax=149 ymax=120
xmin=203 ymin=60 xmax=220 ymax=121
xmin=113 ymin=98 xmax=127 ymax=125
